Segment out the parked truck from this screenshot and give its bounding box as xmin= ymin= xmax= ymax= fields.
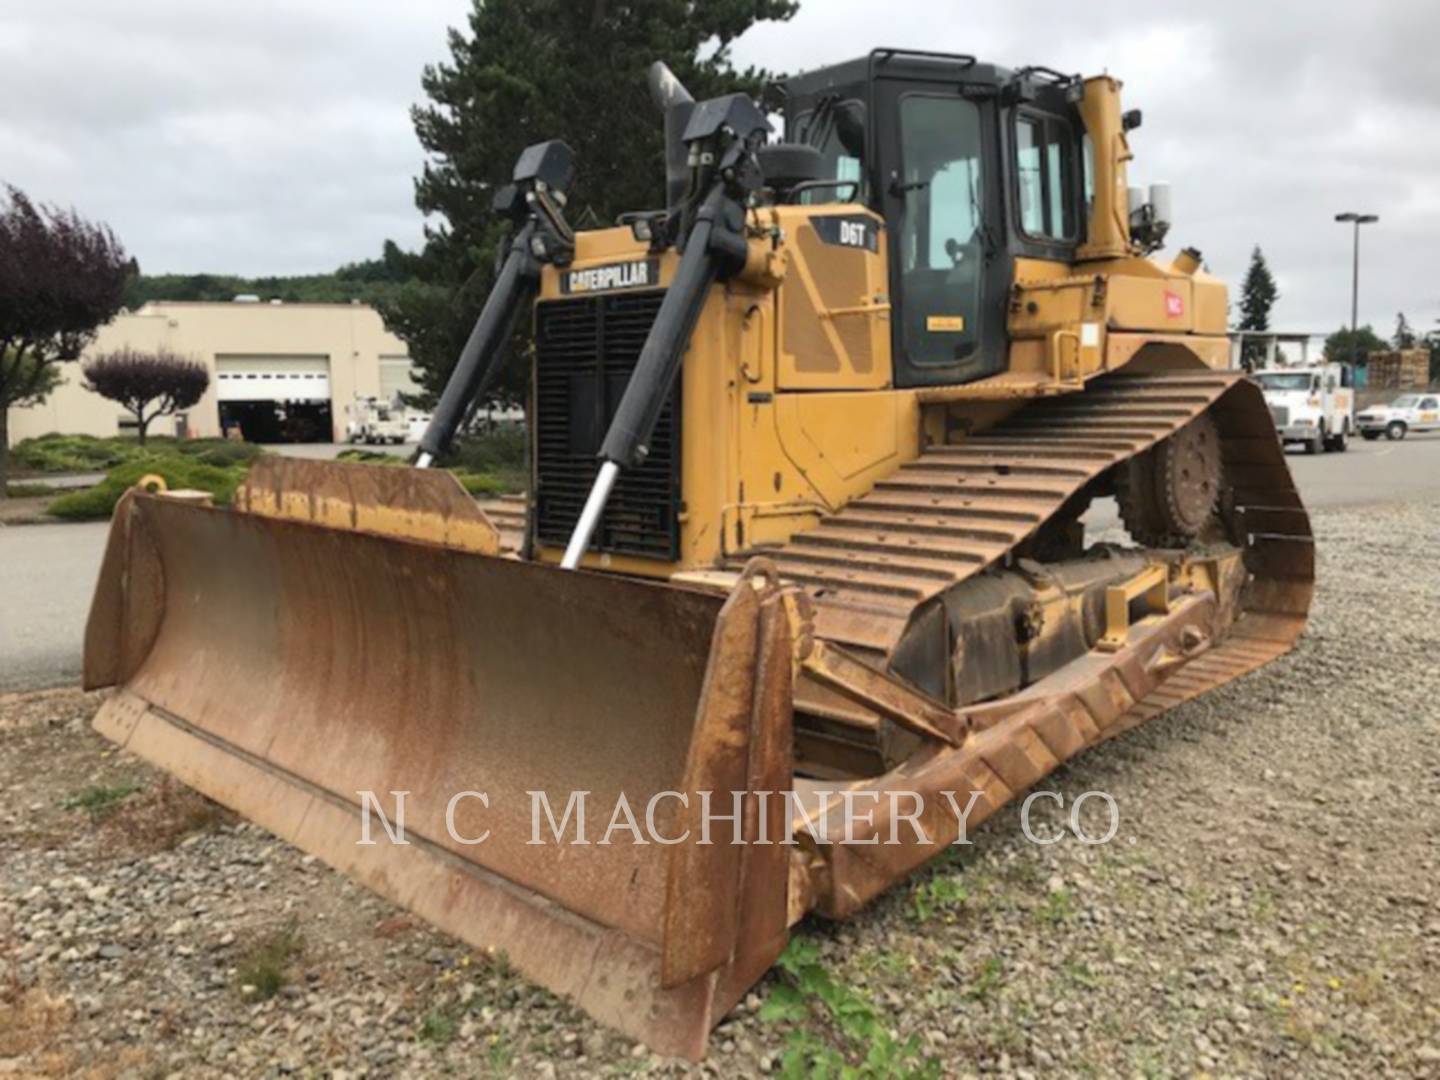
xmin=344 ymin=395 xmax=410 ymax=445
xmin=1253 ymin=363 xmax=1355 ymax=453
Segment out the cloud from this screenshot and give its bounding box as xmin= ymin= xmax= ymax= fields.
xmin=2 ymin=0 xmax=1435 ymax=335
xmin=1 ymin=0 xmax=471 ymax=276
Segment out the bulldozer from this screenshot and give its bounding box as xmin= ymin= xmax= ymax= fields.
xmin=84 ymin=50 xmax=1313 ymax=1059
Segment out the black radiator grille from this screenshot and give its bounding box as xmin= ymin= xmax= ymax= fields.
xmin=534 ymin=290 xmax=681 ymax=560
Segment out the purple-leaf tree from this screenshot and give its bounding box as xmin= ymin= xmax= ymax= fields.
xmin=83 ymin=347 xmax=210 ymax=446
xmin=0 ymin=186 xmax=134 ymax=493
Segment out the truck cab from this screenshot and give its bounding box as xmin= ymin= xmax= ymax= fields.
xmin=1253 ymin=363 xmax=1354 ymax=453
xmin=1356 ymin=393 xmax=1440 ymax=440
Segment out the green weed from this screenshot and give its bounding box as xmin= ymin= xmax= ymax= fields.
xmin=62 ymin=782 xmax=142 ymax=819
xmin=235 ymin=921 xmax=304 ymax=1000
xmin=760 ymin=937 xmax=940 ymax=1079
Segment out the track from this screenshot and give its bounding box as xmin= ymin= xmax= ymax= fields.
xmin=481 ymin=370 xmax=1314 ymax=746
xmin=731 ymin=369 xmax=1313 ymax=667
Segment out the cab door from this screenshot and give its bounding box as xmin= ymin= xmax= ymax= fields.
xmin=876 ymin=78 xmax=1008 ymax=387
xmin=1418 ymin=396 xmax=1440 ymax=431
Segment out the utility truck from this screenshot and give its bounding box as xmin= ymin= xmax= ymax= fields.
xmin=1253 ymin=363 xmax=1354 ymax=453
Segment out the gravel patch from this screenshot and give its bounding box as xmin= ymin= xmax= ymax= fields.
xmin=2 ymin=502 xmax=1438 ymax=1078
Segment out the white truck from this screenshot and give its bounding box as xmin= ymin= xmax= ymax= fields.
xmin=1252 ymin=364 xmax=1355 ymax=454
xmin=344 ymin=396 xmax=411 ymax=445
xmin=1355 ymin=393 xmax=1440 ymax=441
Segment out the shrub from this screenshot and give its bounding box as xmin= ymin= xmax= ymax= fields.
xmin=11 ymin=433 xmax=262 ymax=476
xmin=336 ymin=448 xmax=404 ymax=465
xmin=175 ymin=438 xmax=262 ymax=468
xmin=10 ymin=433 xmax=131 ymax=473
xmin=453 ymin=471 xmax=507 ymax=496
xmin=46 ymin=454 xmax=251 ymax=521
xmin=442 ymin=426 xmax=526 ymax=472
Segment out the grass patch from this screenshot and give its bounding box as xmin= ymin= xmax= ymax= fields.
xmin=5 ymin=482 xmax=63 ymax=498
xmin=966 ymin=957 xmax=1004 ymax=1003
xmin=417 ymin=1010 xmax=456 ymax=1045
xmin=46 ymin=454 xmax=253 ymax=521
xmin=911 ymin=873 xmax=968 ymax=923
xmin=99 ymin=778 xmax=234 ymax=853
xmin=1037 ymin=887 xmax=1078 ymax=926
xmin=236 ymin=921 xmax=305 ymax=1000
xmin=62 ymin=781 xmax=142 ymax=820
xmin=12 ymin=433 xmax=262 ymax=474
xmin=335 ymin=448 xmax=401 ymax=465
xmin=486 ymin=1034 xmax=514 ymax=1073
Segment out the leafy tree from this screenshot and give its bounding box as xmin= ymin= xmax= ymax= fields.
xmin=1235 ymin=246 xmax=1279 ymax=369
xmin=1324 ymin=324 xmax=1387 ymax=368
xmin=0 ymin=186 xmax=133 ymax=495
xmin=380 ymin=0 xmax=799 ymax=411
xmin=1393 ymin=311 xmax=1417 ymax=350
xmin=83 ymin=347 xmax=210 ymax=445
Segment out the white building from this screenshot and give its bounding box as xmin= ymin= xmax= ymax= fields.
xmin=7 ymin=300 xmax=421 ymax=445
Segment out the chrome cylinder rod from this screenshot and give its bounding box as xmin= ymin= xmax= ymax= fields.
xmin=560 ymin=460 xmax=620 ymax=570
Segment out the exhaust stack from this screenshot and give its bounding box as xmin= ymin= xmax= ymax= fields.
xmin=649 ymin=61 xmax=695 ymax=211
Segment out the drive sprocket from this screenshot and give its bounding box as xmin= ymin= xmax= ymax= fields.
xmin=1115 ymin=412 xmax=1222 ymax=547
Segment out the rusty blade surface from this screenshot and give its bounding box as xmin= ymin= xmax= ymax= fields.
xmin=96 ymin=494 xmax=726 ymax=936
xmin=235 ymin=455 xmax=503 ymax=555
xmin=84 ymin=495 xmax=801 ymax=1058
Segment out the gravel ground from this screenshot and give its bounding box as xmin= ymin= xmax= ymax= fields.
xmin=3 ymin=501 xmax=1438 ymax=1078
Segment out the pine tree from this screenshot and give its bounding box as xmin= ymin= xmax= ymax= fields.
xmin=379 ymin=0 xmax=799 ymax=415
xmin=1393 ymin=311 xmax=1417 ymax=349
xmin=1236 ymin=246 xmax=1279 ymax=369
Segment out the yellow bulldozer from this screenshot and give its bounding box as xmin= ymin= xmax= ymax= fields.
xmin=84 ymin=50 xmax=1312 ymax=1058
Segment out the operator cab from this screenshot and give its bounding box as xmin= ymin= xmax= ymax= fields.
xmin=781 ymin=50 xmax=1092 ymax=389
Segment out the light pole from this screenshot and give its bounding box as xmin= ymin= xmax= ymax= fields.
xmin=1335 ymin=212 xmax=1379 ymax=368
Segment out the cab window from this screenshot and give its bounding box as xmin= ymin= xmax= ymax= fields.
xmin=897 ymin=94 xmax=986 ymax=366
xmin=1016 ymin=113 xmax=1078 ymax=241
xmin=1422 ymin=397 xmax=1439 ymax=410
xmin=794 ymin=100 xmax=866 ymax=204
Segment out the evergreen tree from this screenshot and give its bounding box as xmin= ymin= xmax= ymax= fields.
xmin=379 ymin=0 xmax=799 ymax=413
xmin=1236 ymin=246 xmax=1279 ymax=369
xmin=1393 ymin=311 xmax=1417 ymax=349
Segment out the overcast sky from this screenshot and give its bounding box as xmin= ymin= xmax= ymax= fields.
xmin=3 ymin=0 xmax=1435 ymax=336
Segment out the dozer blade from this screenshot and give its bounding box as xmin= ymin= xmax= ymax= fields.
xmin=83 ymin=461 xmax=795 ymax=1060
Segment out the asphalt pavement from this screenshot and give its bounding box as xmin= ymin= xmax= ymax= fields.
xmin=0 ymin=521 xmax=110 ymax=693
xmin=3 ymin=434 xmax=1440 ymax=695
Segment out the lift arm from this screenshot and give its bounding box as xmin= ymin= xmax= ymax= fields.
xmin=560 ymin=94 xmax=768 ymax=568
xmin=415 ymin=140 xmax=576 ymax=468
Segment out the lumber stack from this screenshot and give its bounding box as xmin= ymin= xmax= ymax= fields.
xmin=1367 ymin=349 xmax=1431 ymax=390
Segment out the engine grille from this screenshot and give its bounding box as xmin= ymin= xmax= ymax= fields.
xmin=1268 ymin=404 xmax=1290 ymax=427
xmin=533 ymin=290 xmax=681 ymax=560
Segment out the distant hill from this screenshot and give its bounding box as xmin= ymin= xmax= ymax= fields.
xmin=125 ymin=241 xmax=424 ymax=310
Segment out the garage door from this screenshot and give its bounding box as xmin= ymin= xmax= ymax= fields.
xmin=216 ymin=355 xmax=331 ymax=402
xmin=379 ymin=356 xmax=419 ymax=401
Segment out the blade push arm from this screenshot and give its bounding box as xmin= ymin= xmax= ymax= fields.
xmin=415 ymin=140 xmax=576 ymax=468
xmin=560 ymin=95 xmax=769 ymax=568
